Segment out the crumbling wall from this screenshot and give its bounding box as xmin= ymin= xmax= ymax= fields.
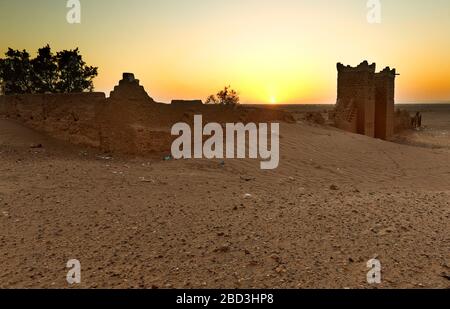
xmin=97 ymin=74 xmax=173 ymax=154
xmin=375 ymin=67 xmax=396 ymax=140
xmin=0 ymin=93 xmax=105 ymax=147
xmin=110 ymin=73 xmax=154 ymax=102
xmin=97 ymin=73 xmax=295 ymax=155
xmin=97 ymin=100 xmax=294 ymax=155
xmin=332 ymin=99 xmax=358 ymax=133
xmin=336 ymin=61 xmax=376 ymax=137
xmin=0 ymin=73 xmax=295 ymax=155
xmin=97 ymin=100 xmax=175 ymax=154
xmin=171 ymin=100 xmax=203 ymax=108
xmin=335 ymin=61 xmax=397 ymax=140
xmin=394 ymin=109 xmax=414 ymax=133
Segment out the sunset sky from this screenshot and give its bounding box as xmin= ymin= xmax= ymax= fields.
xmin=0 ymin=0 xmax=449 ymax=104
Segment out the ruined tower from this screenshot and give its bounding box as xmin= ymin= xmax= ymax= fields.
xmin=109 ymin=73 xmax=154 ymax=102
xmin=334 ymin=61 xmax=397 ymax=140
xmin=336 ymin=61 xmax=376 ymax=137
xmin=374 ymin=67 xmax=396 ymax=140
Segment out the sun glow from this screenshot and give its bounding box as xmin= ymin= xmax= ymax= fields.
xmin=1 ymin=1 xmax=449 ymax=104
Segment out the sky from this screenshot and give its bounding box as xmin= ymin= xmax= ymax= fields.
xmin=0 ymin=0 xmax=449 ymax=104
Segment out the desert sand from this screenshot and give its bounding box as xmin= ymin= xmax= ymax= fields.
xmin=0 ymin=105 xmax=449 ymax=289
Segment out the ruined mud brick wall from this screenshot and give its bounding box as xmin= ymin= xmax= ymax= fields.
xmin=109 ymin=73 xmax=154 ymax=102
xmin=98 ymin=73 xmax=295 ymax=155
xmin=98 ymin=100 xmax=294 ymax=155
xmin=394 ymin=109 xmax=414 ymax=133
xmin=336 ymin=61 xmax=376 ymax=137
xmin=96 ymin=73 xmax=173 ymax=154
xmin=332 ymin=99 xmax=358 ymax=133
xmin=0 ymin=72 xmax=295 ymax=155
xmin=171 ymin=100 xmax=203 ymax=108
xmin=97 ymin=101 xmax=175 ymax=154
xmin=0 ymin=93 xmax=106 ymax=147
xmin=375 ymin=68 xmax=396 ymax=140
xmin=335 ymin=61 xmax=397 ymax=140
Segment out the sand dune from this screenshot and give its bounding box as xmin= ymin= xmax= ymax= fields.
xmin=0 ymin=115 xmax=449 ymax=288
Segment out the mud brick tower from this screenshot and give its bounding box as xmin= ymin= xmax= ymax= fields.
xmin=334 ymin=61 xmax=397 ymax=140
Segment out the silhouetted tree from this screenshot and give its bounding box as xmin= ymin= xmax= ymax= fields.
xmin=31 ymin=45 xmax=58 ymax=93
xmin=0 ymin=45 xmax=98 ymax=95
xmin=55 ymin=48 xmax=98 ymax=93
xmin=205 ymin=94 xmax=218 ymax=104
xmin=0 ymin=48 xmax=33 ymax=94
xmin=205 ymin=86 xmax=239 ymax=106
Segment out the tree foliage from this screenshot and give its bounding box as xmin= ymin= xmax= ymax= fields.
xmin=205 ymin=86 xmax=240 ymax=106
xmin=0 ymin=49 xmax=33 ymax=94
xmin=55 ymin=48 xmax=98 ymax=93
xmin=0 ymin=45 xmax=98 ymax=95
xmin=31 ymin=45 xmax=58 ymax=93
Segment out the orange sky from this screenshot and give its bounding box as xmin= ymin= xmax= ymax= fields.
xmin=0 ymin=0 xmax=449 ymax=104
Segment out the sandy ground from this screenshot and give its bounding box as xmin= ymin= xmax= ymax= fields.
xmin=0 ymin=105 xmax=449 ymax=289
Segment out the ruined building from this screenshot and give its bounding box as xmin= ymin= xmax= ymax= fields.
xmin=0 ymin=73 xmax=293 ymax=155
xmin=334 ymin=61 xmax=397 ymax=140
xmin=109 ymin=73 xmax=154 ymax=102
